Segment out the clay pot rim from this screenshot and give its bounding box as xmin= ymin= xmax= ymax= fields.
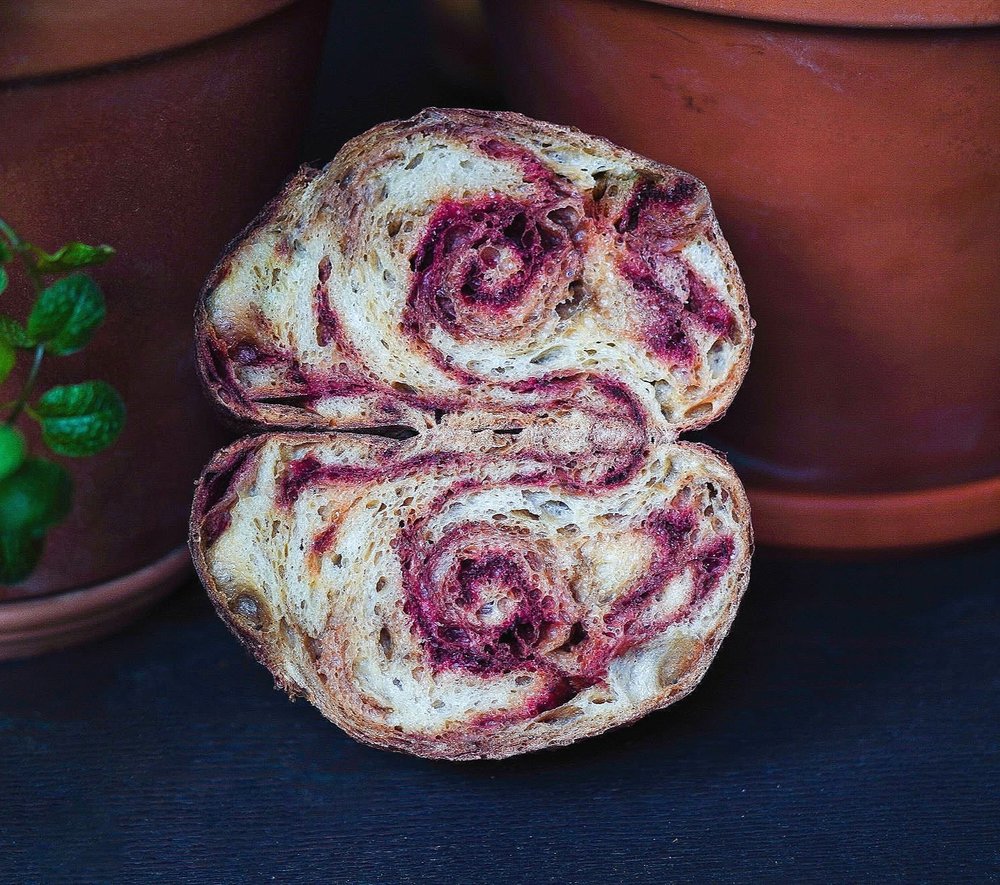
xmin=0 ymin=0 xmax=301 ymax=82
xmin=640 ymin=0 xmax=1000 ymax=29
xmin=748 ymin=474 xmax=1000 ymax=551
xmin=0 ymin=546 xmax=191 ymax=659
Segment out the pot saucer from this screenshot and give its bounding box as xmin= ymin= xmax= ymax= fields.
xmin=747 ymin=474 xmax=1000 ymax=551
xmin=0 ymin=546 xmax=190 ymax=661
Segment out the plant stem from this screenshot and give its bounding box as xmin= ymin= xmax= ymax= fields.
xmin=0 ymin=217 xmax=42 ymax=291
xmin=0 ymin=218 xmax=21 ymax=250
xmin=6 ymin=344 xmax=44 ymax=425
xmin=1 ymin=217 xmax=47 ymax=424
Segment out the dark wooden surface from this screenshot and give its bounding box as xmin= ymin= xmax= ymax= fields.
xmin=2 ymin=2 xmax=998 ymax=882
xmin=2 ymin=542 xmax=998 ymax=882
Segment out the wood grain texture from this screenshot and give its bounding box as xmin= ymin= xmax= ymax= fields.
xmin=1 ymin=541 xmax=997 ymax=883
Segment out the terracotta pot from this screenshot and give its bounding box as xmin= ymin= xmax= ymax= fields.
xmin=0 ymin=0 xmax=330 ymax=656
xmin=484 ymin=0 xmax=1000 ymax=550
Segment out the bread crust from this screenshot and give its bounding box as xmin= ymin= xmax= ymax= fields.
xmin=190 ymin=108 xmax=754 ymax=759
xmin=194 ymin=167 xmax=322 ymax=430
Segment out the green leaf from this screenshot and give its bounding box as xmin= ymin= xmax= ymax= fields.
xmin=33 ymin=242 xmax=114 ymax=273
xmin=0 ymin=316 xmax=33 ymax=348
xmin=0 ymin=266 xmax=7 ymax=295
xmin=0 ymin=528 xmax=45 ymax=584
xmin=0 ymin=239 xmax=10 ymax=263
xmin=34 ymin=381 xmax=125 ymax=457
xmin=0 ymin=341 xmax=13 ymax=384
xmin=27 ymin=273 xmax=105 ymax=355
xmin=0 ymin=426 xmax=26 ymax=481
xmin=0 ymin=457 xmax=72 ymax=533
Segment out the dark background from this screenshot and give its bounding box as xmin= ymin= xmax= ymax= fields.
xmin=2 ymin=2 xmax=998 ymax=882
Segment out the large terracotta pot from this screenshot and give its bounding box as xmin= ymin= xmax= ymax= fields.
xmin=0 ymin=0 xmax=330 ymax=656
xmin=484 ymin=0 xmax=1000 ymax=550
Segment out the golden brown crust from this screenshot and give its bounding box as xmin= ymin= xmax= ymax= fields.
xmin=194 ymin=167 xmax=323 ymax=430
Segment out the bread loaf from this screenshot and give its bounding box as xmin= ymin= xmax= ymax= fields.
xmin=191 ymin=108 xmax=754 ymax=759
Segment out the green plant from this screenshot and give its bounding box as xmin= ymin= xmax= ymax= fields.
xmin=0 ymin=219 xmax=125 ymax=584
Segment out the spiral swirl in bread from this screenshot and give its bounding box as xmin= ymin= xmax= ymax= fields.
xmin=196 ymin=108 xmax=750 ymax=435
xmin=192 ymin=423 xmax=750 ymax=759
xmin=191 ymin=109 xmax=753 ymax=759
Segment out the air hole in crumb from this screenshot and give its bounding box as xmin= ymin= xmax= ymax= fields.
xmin=379 ymin=627 xmax=393 ymax=660
xmin=405 ymin=153 xmax=424 ymax=169
xmin=591 ymin=171 xmax=610 ymax=202
xmin=376 ymin=577 xmax=387 ymax=593
xmin=547 ymin=206 xmax=580 ymax=231
xmin=371 ymin=425 xmax=419 ymax=441
xmin=530 ymin=346 xmax=566 ymax=366
xmin=304 ymin=635 xmax=322 ymax=662
xmin=392 ymin=381 xmax=418 ymax=395
xmin=674 ymin=486 xmax=694 ymax=507
xmin=562 ymin=621 xmax=587 ymax=650
xmin=537 ymin=705 xmax=582 ymax=723
xmin=556 ymin=282 xmax=588 ymax=320
xmin=431 ymin=700 xmax=444 ymax=709
xmin=684 ymin=402 xmax=714 ymax=421
xmin=515 ymin=675 xmax=532 ymax=686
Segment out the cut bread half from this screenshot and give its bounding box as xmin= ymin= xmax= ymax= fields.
xmin=196 ymin=108 xmax=751 ymax=435
xmin=191 ymin=425 xmax=751 ymax=760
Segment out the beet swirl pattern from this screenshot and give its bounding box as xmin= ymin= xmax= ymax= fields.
xmin=613 ymin=178 xmax=738 ymax=365
xmin=196 ymin=108 xmax=751 ymax=435
xmin=192 ymin=426 xmax=751 ymax=759
xmin=393 ymin=487 xmax=736 ymax=725
xmin=404 ymin=194 xmax=582 ymax=344
xmin=190 ymin=109 xmax=753 ymax=759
